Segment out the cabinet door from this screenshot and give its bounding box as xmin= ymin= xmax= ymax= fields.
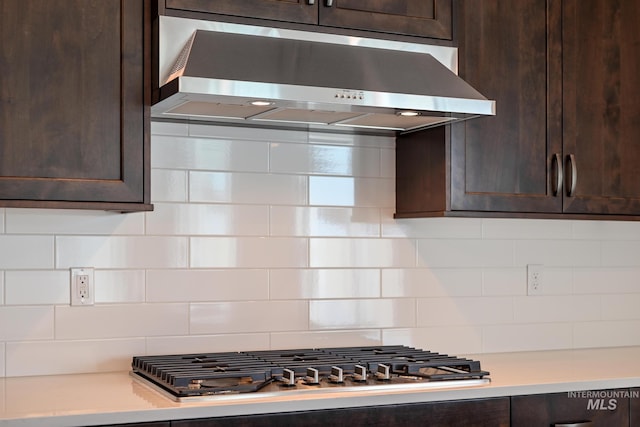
xmin=450 ymin=0 xmax=562 ymax=213
xmin=172 ymin=398 xmax=509 ymax=426
xmin=163 ymin=0 xmax=318 ymax=25
xmin=562 ymin=0 xmax=640 ymax=215
xmin=0 ymin=0 xmax=150 ymax=211
xmin=511 ymin=390 xmax=630 ymax=426
xmin=319 ymin=0 xmax=452 ymax=40
xmin=631 ymin=388 xmax=640 ymax=426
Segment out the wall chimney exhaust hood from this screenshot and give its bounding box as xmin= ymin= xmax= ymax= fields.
xmin=152 ymin=17 xmax=495 ymax=134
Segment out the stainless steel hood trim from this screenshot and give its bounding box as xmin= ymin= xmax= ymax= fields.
xmin=160 ymin=77 xmax=495 ymax=116
xmin=153 ymin=16 xmax=496 ymax=133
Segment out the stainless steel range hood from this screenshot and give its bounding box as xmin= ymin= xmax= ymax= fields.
xmin=152 ymin=17 xmax=495 ymax=134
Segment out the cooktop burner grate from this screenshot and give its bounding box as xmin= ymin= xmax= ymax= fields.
xmin=131 ymin=345 xmax=490 ymax=400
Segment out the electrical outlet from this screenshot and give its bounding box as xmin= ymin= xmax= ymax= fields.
xmin=70 ymin=267 xmax=95 ymax=306
xmin=527 ymin=264 xmax=544 ymax=296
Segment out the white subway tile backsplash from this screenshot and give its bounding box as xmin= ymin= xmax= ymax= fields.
xmin=417 ymin=297 xmax=513 ymax=327
xmin=6 ymin=339 xmax=145 ymax=376
xmin=190 ymin=301 xmax=309 ymax=334
xmin=56 ymin=236 xmax=188 ymax=269
xmin=270 ymin=143 xmax=381 ymax=177
xmin=0 ymin=273 xmax=4 ymax=305
xmin=153 ymin=135 xmax=269 ymax=172
xmin=191 ymin=237 xmax=308 ymax=268
xmin=483 ymin=218 xmax=572 ymax=239
xmin=270 ymin=269 xmax=380 ymax=299
xmin=513 ymin=295 xmax=601 ymax=323
xmin=146 ymin=334 xmax=271 ymax=355
xmin=6 ymin=209 xmax=144 ymax=235
xmin=309 ymin=176 xmax=394 ymax=207
xmin=573 ymin=267 xmax=640 ymax=294
xmin=382 ymin=268 xmax=482 ymax=298
xmin=382 ymin=216 xmax=483 ymax=239
xmin=0 ymin=236 xmax=54 ymax=269
xmin=151 ymin=120 xmax=188 ymax=136
xmin=55 ymin=304 xmax=189 ymax=340
xmin=310 ymin=238 xmax=415 ymax=268
xmin=417 ymin=239 xmax=513 ymax=268
xmin=601 ymin=294 xmax=640 ymax=320
xmin=308 ymin=131 xmax=394 ymax=148
xmin=270 ymin=206 xmax=380 ymax=237
xmin=483 ymin=323 xmax=573 ymax=353
xmin=309 ymin=299 xmax=415 ymax=329
xmin=0 ymin=343 xmax=4 ymax=377
xmin=94 ymin=270 xmax=146 ymax=304
xmin=147 ymin=269 xmax=268 ymax=302
xmin=383 ymin=327 xmax=483 ymax=355
xmin=482 ymin=268 xmax=526 ymax=296
xmin=147 ymin=203 xmax=269 ymax=236
xmin=190 ymin=123 xmax=307 ymax=143
xmin=572 ymin=220 xmax=640 ymax=240
xmin=380 ymin=148 xmax=395 ymax=178
xmin=270 ymin=330 xmax=381 ymax=349
xmin=2 ymin=124 xmax=640 ymax=377
xmin=5 ymin=271 xmax=69 ymax=305
xmin=0 ymin=306 xmax=54 ymax=341
xmin=150 ymin=169 xmax=187 ymax=202
xmin=573 ymin=320 xmax=640 ymax=348
xmin=514 ymin=239 xmax=601 ymax=267
xmin=190 ymin=171 xmax=307 ymax=205
xmin=602 ymin=241 xmax=640 ymax=266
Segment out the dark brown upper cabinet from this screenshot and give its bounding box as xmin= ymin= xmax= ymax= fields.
xmin=161 ymin=0 xmax=452 ymax=40
xmin=0 ymin=0 xmax=151 ymax=212
xmin=396 ymin=0 xmax=640 ymax=219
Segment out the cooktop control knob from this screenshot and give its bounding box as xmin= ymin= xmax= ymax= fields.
xmin=304 ymin=367 xmax=320 ymax=385
xmin=280 ymin=368 xmax=296 ymax=387
xmin=328 ymin=366 xmax=344 ymax=383
xmin=375 ymin=364 xmax=391 ymax=381
xmin=353 ymin=364 xmax=367 ymax=382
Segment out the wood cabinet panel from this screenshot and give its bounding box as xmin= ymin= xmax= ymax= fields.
xmin=162 ymin=0 xmax=452 ymax=40
xmin=511 ymin=389 xmax=630 ymax=426
xmin=397 ymin=0 xmax=640 ymax=219
xmin=172 ymin=398 xmax=509 ymax=427
xmin=0 ymin=0 xmax=151 ymax=211
xmin=164 ymin=0 xmax=317 ymax=25
xmin=450 ymin=0 xmax=561 ymax=213
xmin=320 ymin=0 xmax=452 ymax=39
xmin=562 ymin=0 xmax=640 ymax=215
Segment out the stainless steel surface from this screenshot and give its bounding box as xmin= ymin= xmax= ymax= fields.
xmin=153 ymin=16 xmax=495 ymax=133
xmin=567 ymin=154 xmax=577 ymax=197
xmin=130 ymin=371 xmax=491 ymax=404
xmin=130 ymin=346 xmax=491 ymax=403
xmin=552 ymin=153 xmax=563 ymax=196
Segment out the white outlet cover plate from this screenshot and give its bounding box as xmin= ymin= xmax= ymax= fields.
xmin=70 ymin=267 xmax=95 ymax=306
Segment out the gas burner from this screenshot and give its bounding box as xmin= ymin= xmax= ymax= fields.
xmin=131 ymin=345 xmax=490 ymax=401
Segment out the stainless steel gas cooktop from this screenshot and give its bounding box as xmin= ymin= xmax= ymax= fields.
xmin=131 ymin=345 xmax=490 ymax=402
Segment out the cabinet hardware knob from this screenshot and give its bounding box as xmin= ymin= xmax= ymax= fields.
xmin=566 ymin=154 xmax=577 ymax=197
xmin=325 ymin=0 xmax=334 ymax=6
xmin=307 ymin=0 xmax=315 ymax=4
xmin=552 ymin=153 xmax=563 ymax=196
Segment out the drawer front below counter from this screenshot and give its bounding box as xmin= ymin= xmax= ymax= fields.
xmin=511 ymin=389 xmax=630 ymax=426
xmin=172 ymin=397 xmax=509 ymax=427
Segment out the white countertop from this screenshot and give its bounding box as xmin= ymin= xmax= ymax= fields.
xmin=2 ymin=346 xmax=640 ymax=427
